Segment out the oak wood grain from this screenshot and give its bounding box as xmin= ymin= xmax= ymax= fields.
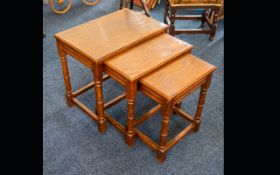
xmin=140 ymin=53 xmax=216 ymax=100
xmin=105 ymin=34 xmax=193 ymax=80
xmin=138 ymin=53 xmax=216 ymax=162
xmin=54 ymin=8 xmax=168 ymax=62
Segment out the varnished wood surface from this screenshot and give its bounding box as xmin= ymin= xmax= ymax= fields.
xmin=140 ymin=53 xmax=216 ymax=100
xmin=54 ymin=8 xmax=168 ymax=62
xmin=137 ymin=53 xmax=216 ymax=162
xmin=105 ymin=34 xmax=193 ymax=80
xmin=55 ymin=8 xmax=217 ymax=162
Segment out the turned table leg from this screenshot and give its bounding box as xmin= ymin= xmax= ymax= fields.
xmin=57 ymin=45 xmax=74 ymax=107
xmin=193 ymin=75 xmax=213 ymax=132
xmin=125 ymin=81 xmax=137 ymax=146
xmin=93 ymin=63 xmax=107 ymax=133
xmin=157 ymin=101 xmax=173 ymax=162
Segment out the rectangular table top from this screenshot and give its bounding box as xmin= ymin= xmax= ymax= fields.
xmin=140 ymin=53 xmax=216 ymax=100
xmin=105 ymin=34 xmax=193 ymax=81
xmin=54 ymin=8 xmax=168 ymax=62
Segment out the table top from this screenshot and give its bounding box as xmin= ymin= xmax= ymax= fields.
xmin=105 ymin=34 xmax=193 ymax=81
xmin=140 ymin=53 xmax=216 ymax=100
xmin=54 ymin=8 xmax=168 ymax=62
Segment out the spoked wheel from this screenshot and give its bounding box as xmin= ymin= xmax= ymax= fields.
xmin=82 ymin=0 xmax=101 ymax=6
xmin=50 ymin=0 xmax=72 ymax=14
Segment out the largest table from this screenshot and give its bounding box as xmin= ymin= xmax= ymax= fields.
xmin=54 ymin=8 xmax=168 ymax=133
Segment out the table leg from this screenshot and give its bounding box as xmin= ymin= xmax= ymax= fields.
xmin=125 ymin=81 xmax=137 ymax=146
xmin=93 ymin=63 xmax=107 ymax=133
xmin=193 ymin=74 xmax=213 ymax=132
xmin=157 ymin=101 xmax=172 ymax=162
xmin=57 ymin=45 xmax=74 ymax=107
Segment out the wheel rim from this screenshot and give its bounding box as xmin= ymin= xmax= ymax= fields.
xmin=82 ymin=0 xmax=101 ymax=6
xmin=50 ymin=0 xmax=72 ymax=14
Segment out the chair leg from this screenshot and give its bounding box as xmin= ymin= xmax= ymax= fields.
xmin=120 ymin=0 xmax=123 ymax=9
xmin=193 ymin=75 xmax=213 ymax=132
xmin=201 ymin=9 xmax=208 ymax=27
xmin=164 ymin=0 xmax=169 ymax=24
xmin=156 ymin=102 xmax=172 ymax=162
xmin=169 ymin=8 xmax=176 ymax=36
xmin=126 ymin=0 xmax=130 ymax=8
xmin=209 ymin=8 xmax=219 ymax=41
xmin=121 ymin=0 xmax=129 ymax=8
xmin=130 ymin=0 xmax=134 ymax=9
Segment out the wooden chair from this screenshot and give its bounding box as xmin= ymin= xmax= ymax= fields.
xmin=120 ymin=0 xmax=151 ymax=17
xmin=137 ymin=53 xmax=216 ymax=162
xmin=164 ymin=0 xmax=223 ymax=40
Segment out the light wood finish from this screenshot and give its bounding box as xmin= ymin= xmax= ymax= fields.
xmin=165 ymin=0 xmax=222 ymax=40
xmin=55 ymin=9 xmax=167 ymax=133
xmin=104 ymin=33 xmax=193 ymax=146
xmin=173 ymin=106 xmax=193 ymax=122
xmin=72 ymin=74 xmax=110 ymax=97
xmin=50 ymin=0 xmax=72 ymax=14
xmin=55 ymin=8 xmax=216 ymax=163
xmin=140 ymin=54 xmax=215 ymax=100
xmin=72 ymin=97 xmax=99 ymax=121
xmin=50 ymin=0 xmax=100 ymax=14
xmin=103 ymin=93 xmax=127 ymax=110
xmin=82 ymin=0 xmax=100 ymax=6
xmin=105 ymin=34 xmax=192 ymax=81
xmin=57 ymin=41 xmax=74 ymax=107
xmin=137 ymin=53 xmax=216 ymax=162
xmin=134 ymin=104 xmax=161 ymax=127
xmin=106 ymin=113 xmax=126 ymax=134
xmin=218 ymin=0 xmax=224 ymax=20
xmin=55 ymin=8 xmax=167 ymax=62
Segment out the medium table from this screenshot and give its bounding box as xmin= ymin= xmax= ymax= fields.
xmin=104 ymin=33 xmax=192 ymax=146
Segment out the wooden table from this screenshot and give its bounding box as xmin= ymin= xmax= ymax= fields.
xmin=104 ymin=34 xmax=193 ymax=146
xmin=54 ymin=8 xmax=168 ymax=133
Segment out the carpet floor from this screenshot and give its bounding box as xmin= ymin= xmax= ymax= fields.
xmin=43 ymin=1 xmax=224 ymax=174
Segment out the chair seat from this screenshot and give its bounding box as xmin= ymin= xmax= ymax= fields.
xmin=140 ymin=53 xmax=216 ymax=100
xmin=170 ymin=0 xmax=222 ymax=7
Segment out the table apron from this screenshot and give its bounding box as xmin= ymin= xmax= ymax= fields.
xmin=60 ymin=43 xmax=94 ymax=69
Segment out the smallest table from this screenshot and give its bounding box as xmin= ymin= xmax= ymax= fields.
xmin=138 ymin=53 xmax=216 ymax=162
